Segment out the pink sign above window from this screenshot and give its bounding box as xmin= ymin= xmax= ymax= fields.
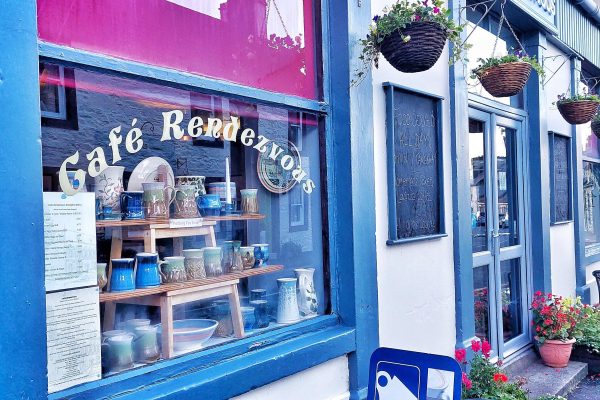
xmin=37 ymin=0 xmax=318 ymax=99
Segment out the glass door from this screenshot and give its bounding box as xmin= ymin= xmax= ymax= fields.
xmin=469 ymin=109 xmax=529 ymax=359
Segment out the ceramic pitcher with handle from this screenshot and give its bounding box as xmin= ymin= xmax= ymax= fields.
xmin=294 ymin=268 xmax=318 ymax=317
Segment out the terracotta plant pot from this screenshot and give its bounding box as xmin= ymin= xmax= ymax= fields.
xmin=537 ymin=337 xmax=576 ymax=368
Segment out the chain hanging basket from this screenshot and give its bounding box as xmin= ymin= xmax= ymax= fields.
xmin=475 ymin=62 xmax=532 ymax=98
xmin=380 ymin=22 xmax=448 ymax=73
xmin=557 ymin=100 xmax=600 ymax=125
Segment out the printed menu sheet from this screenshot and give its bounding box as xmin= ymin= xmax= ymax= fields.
xmin=43 ymin=192 xmax=97 ymax=291
xmin=46 ymin=287 xmax=102 ymax=393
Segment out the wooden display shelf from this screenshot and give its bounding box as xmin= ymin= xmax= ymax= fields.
xmin=96 ymin=214 xmax=264 ymax=228
xmin=204 ymin=213 xmax=265 ymax=221
xmin=100 ymin=265 xmax=283 ymax=302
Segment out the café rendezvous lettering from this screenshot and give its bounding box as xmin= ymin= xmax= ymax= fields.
xmin=58 ymin=110 xmax=316 ymax=195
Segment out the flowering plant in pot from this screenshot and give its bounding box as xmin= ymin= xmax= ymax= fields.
xmin=471 ymin=50 xmax=544 ymax=98
xmin=531 ymin=291 xmax=583 ymax=368
xmin=555 ymin=90 xmax=600 ymax=125
xmin=456 ymin=339 xmax=528 ymax=400
xmin=355 ymin=0 xmax=468 ymax=83
xmin=570 ymin=303 xmax=600 ymax=373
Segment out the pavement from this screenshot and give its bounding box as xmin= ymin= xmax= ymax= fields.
xmin=567 ymin=377 xmax=600 ymax=399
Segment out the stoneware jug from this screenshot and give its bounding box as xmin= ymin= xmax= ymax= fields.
xmin=294 ymin=268 xmax=318 ymax=317
xmin=110 ymin=258 xmax=135 ymax=292
xmin=135 ymin=253 xmax=160 ymax=288
xmin=276 ymin=278 xmax=300 ymax=324
xmin=95 ymin=166 xmax=125 ymax=212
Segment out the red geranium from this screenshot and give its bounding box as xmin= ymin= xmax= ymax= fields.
xmin=471 ymin=339 xmax=481 ymax=353
xmin=530 ymin=291 xmax=584 ymax=344
xmin=493 ymin=373 xmax=508 ymax=383
xmin=455 ymin=348 xmax=466 ymax=364
xmin=482 ymin=340 xmax=491 ymax=358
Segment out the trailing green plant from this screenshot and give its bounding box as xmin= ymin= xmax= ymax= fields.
xmin=355 ymin=0 xmax=469 ymax=83
xmin=531 ymin=291 xmax=584 ymax=344
xmin=575 ymin=304 xmax=600 ymax=353
xmin=471 ymin=49 xmax=545 ymax=80
xmin=456 ymin=339 xmax=528 ymax=400
xmin=555 ymin=88 xmax=600 ymax=105
xmin=535 ymin=396 xmax=567 ymax=400
xmin=593 ymin=112 xmax=600 ymax=123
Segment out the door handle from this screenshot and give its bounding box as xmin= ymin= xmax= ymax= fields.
xmin=491 ymin=231 xmax=500 ymax=238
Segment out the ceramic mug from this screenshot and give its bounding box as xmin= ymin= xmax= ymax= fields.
xmin=175 ymin=176 xmax=206 ymax=195
xmin=203 ymin=247 xmax=223 ymax=277
xmin=159 ymin=256 xmax=187 ymax=283
xmin=250 ymin=300 xmax=270 ymax=329
xmin=250 ymin=289 xmax=267 ymax=302
xmin=142 ymin=182 xmax=175 ymax=219
xmin=241 ymin=306 xmax=256 ymax=330
xmin=133 ymin=325 xmax=159 ymax=363
xmin=252 ymin=244 xmax=269 ymax=267
xmin=223 ymin=240 xmax=243 ymax=273
xmin=240 ymin=189 xmax=259 ymax=214
xmin=173 ymin=184 xmax=200 ymax=219
xmin=103 ymin=333 xmax=134 ymax=373
xmin=197 ymin=194 xmax=221 ymax=217
xmin=120 ymin=191 xmax=144 ymax=220
xmin=110 ymin=258 xmax=135 ymax=292
xmin=124 ymin=318 xmax=151 ymax=333
xmin=135 ymin=253 xmax=160 ymax=288
xmin=240 ymin=246 xmax=256 ymax=270
xmin=182 ymin=248 xmax=206 ymax=280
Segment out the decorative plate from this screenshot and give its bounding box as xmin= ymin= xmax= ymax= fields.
xmin=127 ymin=157 xmax=175 ymax=191
xmin=257 ymin=140 xmax=301 ymax=194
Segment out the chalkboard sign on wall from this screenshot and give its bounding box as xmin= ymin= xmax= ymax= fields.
xmin=384 ymin=83 xmax=445 ymax=244
xmin=550 ymin=132 xmax=572 ymax=223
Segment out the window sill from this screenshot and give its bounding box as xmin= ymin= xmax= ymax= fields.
xmin=50 ymin=315 xmax=355 ymax=400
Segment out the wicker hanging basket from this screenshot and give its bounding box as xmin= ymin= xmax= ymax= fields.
xmin=592 ymin=119 xmax=600 ymax=138
xmin=557 ymin=100 xmax=600 ymax=125
xmin=475 ymin=61 xmax=532 ymax=98
xmin=379 ymin=21 xmax=448 ymax=73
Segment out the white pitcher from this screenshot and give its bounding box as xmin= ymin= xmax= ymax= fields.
xmin=294 ymin=268 xmax=318 ymax=317
xmin=94 ymin=166 xmax=125 ymax=212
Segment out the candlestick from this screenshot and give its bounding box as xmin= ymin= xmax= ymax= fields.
xmin=225 ymin=157 xmax=232 ymax=204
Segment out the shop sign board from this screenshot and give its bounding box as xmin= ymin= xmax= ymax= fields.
xmin=368 ymin=348 xmax=462 ymax=400
xmin=511 ymin=0 xmax=556 ymax=30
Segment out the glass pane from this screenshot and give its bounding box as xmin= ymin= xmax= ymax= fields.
xmin=39 ymin=62 xmax=327 ymax=386
xmin=500 ymin=258 xmax=523 ymax=342
xmin=470 ymin=119 xmax=487 ymax=253
xmin=38 ymin=0 xmax=319 ymax=99
xmin=495 ymin=126 xmax=519 ymax=248
xmin=473 ymin=265 xmax=491 ymax=342
xmin=583 ymin=161 xmax=600 ymax=257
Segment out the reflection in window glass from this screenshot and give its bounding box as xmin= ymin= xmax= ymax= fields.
xmin=39 ymin=62 xmax=327 ymax=382
xmin=469 ymin=119 xmax=487 ymax=253
xmin=584 ymin=161 xmax=600 ymax=257
xmin=500 ymin=258 xmax=523 ymax=343
xmin=473 ymin=265 xmax=490 ymax=342
xmin=495 ymin=126 xmax=519 ymax=248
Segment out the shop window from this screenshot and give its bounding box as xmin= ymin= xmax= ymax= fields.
xmin=40 ymin=63 xmax=78 ymax=130
xmin=39 ymin=62 xmax=327 ymax=393
xmin=549 ymin=132 xmax=572 ymax=224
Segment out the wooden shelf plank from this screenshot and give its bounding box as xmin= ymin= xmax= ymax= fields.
xmin=204 ymin=214 xmax=265 ymax=221
xmin=96 ymin=214 xmax=265 ymax=228
xmin=99 ymin=265 xmax=283 ymax=302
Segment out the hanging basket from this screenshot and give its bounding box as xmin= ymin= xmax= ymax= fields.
xmin=379 ymin=21 xmax=448 ymax=73
xmin=557 ymin=100 xmax=600 ymax=125
xmin=592 ymin=119 xmax=600 ymax=138
xmin=475 ymin=61 xmax=532 ymax=97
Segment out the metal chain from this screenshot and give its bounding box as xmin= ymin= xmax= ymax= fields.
xmin=270 ymin=0 xmax=291 ymax=38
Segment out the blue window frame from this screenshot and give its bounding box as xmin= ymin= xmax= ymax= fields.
xmin=1 ymin=1 xmax=379 ymax=399
xmin=549 ymin=131 xmax=573 ymax=224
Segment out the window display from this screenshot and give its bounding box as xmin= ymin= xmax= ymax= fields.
xmin=40 ymin=62 xmax=327 ymax=387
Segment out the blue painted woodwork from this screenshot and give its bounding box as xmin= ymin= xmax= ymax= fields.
xmin=548 ymin=131 xmax=574 ymax=224
xmin=0 ymin=1 xmax=48 ymax=399
xmin=557 ymin=0 xmax=600 ymax=69
xmin=383 ymin=83 xmax=447 ymax=245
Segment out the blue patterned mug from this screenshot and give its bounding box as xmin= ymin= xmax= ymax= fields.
xmin=120 ymin=191 xmax=144 ymax=220
xmin=251 ymin=243 xmax=269 ymax=267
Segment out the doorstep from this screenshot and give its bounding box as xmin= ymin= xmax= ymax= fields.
xmin=502 ymin=349 xmax=588 ymax=398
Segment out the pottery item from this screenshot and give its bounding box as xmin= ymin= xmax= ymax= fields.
xmin=276 ymin=278 xmax=300 ymax=324
xmin=56 ymin=170 xmax=87 ymax=192
xmin=207 ymin=182 xmax=237 ymax=202
xmin=240 ymin=189 xmax=259 ymax=214
xmin=157 ymin=319 xmax=218 ymax=353
xmin=97 ymin=263 xmax=108 ymax=291
xmin=213 ymin=300 xmax=234 ymax=337
xmin=250 ymin=300 xmax=269 ymax=328
xmin=294 ymin=268 xmax=318 ymax=317
xmin=252 ymin=243 xmax=269 ymax=267
xmin=124 ymin=318 xmax=151 ymax=333
xmin=175 ymin=176 xmax=206 ymax=196
xmin=203 ymin=247 xmax=223 ymax=277
xmin=537 ymin=337 xmax=576 ymax=368
xmin=197 ymin=194 xmax=221 ymax=217
xmin=135 ymin=253 xmax=161 ymax=288
xmin=128 ymin=157 xmax=175 ymax=191
xmin=159 ymin=256 xmax=187 ymax=283
xmin=110 ymin=258 xmax=135 ymax=292
xmin=95 ymin=166 xmax=125 ymax=212
xmin=241 ymin=306 xmax=256 ymax=330
xmin=240 ymin=246 xmax=256 ymax=270
xmin=223 ymin=240 xmax=243 ymax=273
xmin=142 ymin=182 xmax=175 ymax=219
xmin=250 ymin=289 xmax=267 ymax=302
xmin=103 ymin=333 xmax=134 ymax=373
xmin=173 ymin=184 xmax=200 ymax=219
xmin=183 ymin=248 xmax=206 ymax=280
xmin=120 ymin=191 xmax=144 ymax=220
xmin=133 ymin=325 xmax=159 ymax=363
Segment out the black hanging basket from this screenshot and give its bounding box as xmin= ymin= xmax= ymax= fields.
xmin=379 ymin=21 xmax=448 ymax=73
xmin=475 ymin=62 xmax=532 ymax=98
xmin=557 ymin=100 xmax=600 ymax=125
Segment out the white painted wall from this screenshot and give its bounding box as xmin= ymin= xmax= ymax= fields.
xmin=232 ymin=356 xmax=350 ymax=400
xmin=544 ymin=42 xmax=577 ymax=297
xmin=371 ymin=0 xmax=457 ymax=357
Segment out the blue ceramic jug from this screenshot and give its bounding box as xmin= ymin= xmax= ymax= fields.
xmin=110 ymin=258 xmax=136 ymax=292
xmin=135 ymin=253 xmax=161 ymax=288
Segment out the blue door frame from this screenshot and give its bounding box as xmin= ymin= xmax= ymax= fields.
xmin=0 ymin=1 xmax=379 ymax=399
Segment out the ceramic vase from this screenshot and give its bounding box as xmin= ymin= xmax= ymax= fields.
xmin=203 ymin=247 xmax=223 ymax=277
xmin=294 ymin=268 xmax=318 ymax=317
xmin=223 ymin=240 xmax=243 ymax=273
xmin=276 ymin=278 xmax=300 ymax=324
xmin=95 ymin=166 xmax=125 ymax=212
xmin=240 ymin=189 xmax=259 ymax=214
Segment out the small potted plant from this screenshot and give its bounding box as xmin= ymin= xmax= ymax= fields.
xmin=356 ymin=0 xmax=468 ymax=82
xmin=555 ymin=89 xmax=600 ymax=125
xmin=571 ymin=303 xmax=600 ymax=374
xmin=531 ymin=291 xmax=583 ymax=368
xmin=471 ymin=50 xmax=544 ymax=98
xmin=591 ymin=112 xmax=600 ymax=138
xmin=456 ymin=339 xmax=528 ymax=400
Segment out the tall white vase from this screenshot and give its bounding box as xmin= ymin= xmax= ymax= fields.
xmin=276 ymin=278 xmax=300 ymax=324
xmin=94 ymin=166 xmax=125 ymax=212
xmin=294 ymin=268 xmax=318 ymax=317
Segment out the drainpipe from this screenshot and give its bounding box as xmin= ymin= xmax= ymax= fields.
xmin=573 ymin=0 xmax=600 ymax=24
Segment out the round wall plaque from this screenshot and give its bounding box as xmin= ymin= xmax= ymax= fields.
xmin=257 ymin=140 xmax=301 ymax=194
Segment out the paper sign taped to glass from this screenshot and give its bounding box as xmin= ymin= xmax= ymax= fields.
xmin=368 ymin=348 xmax=462 ymax=400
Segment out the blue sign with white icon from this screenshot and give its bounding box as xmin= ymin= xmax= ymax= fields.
xmin=368 ymin=348 xmax=462 ymax=400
